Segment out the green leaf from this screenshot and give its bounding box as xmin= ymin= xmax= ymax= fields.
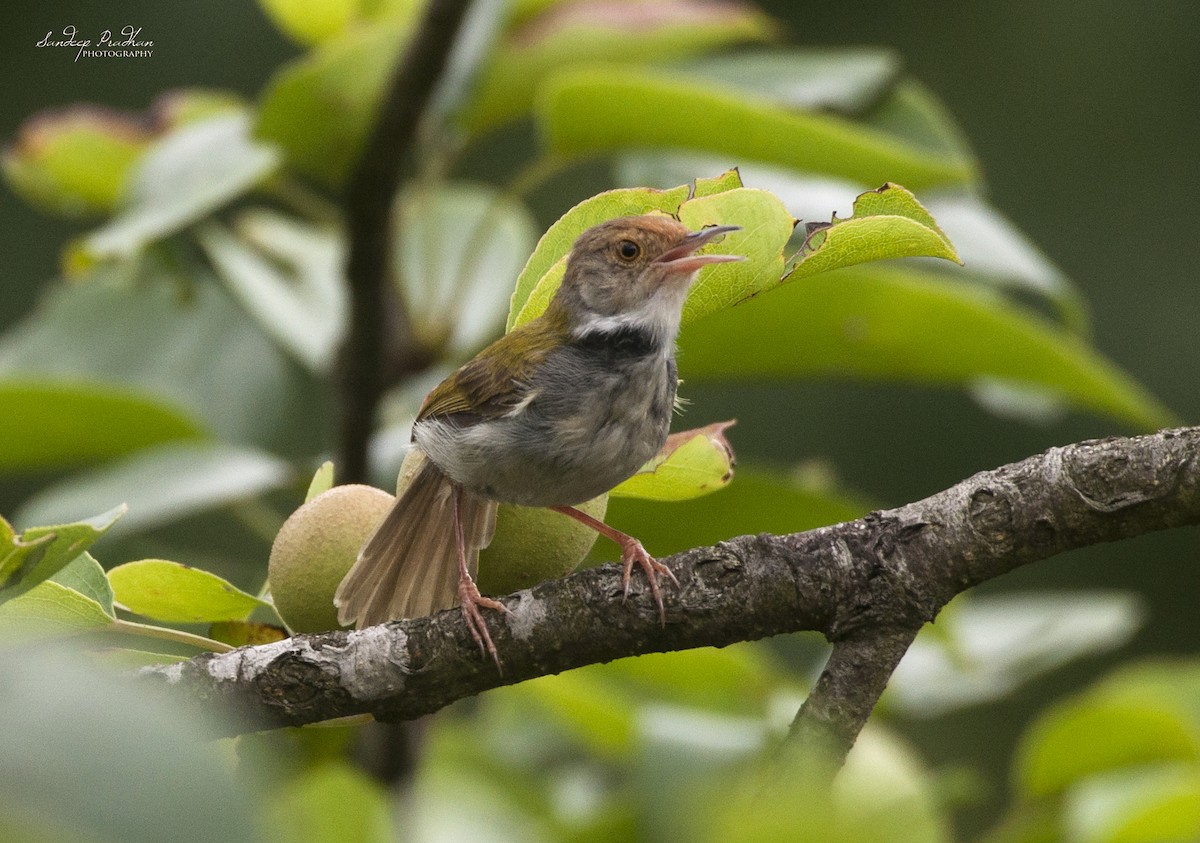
xmin=50 ymin=552 xmax=115 ymax=616
xmin=305 ymin=461 xmax=336 ymax=503
xmin=463 ymin=0 xmax=776 ymax=133
xmin=0 ymin=278 xmax=320 ymax=451
xmin=1018 ymin=705 xmax=1195 ymax=799
xmin=197 ymin=209 xmax=346 ymax=372
xmin=1016 ymin=660 xmax=1200 ymax=798
xmin=0 ymin=505 xmax=126 ymax=604
xmin=677 ymin=265 xmax=1177 ymax=431
xmin=264 ymin=762 xmax=394 ymax=843
xmin=257 ymin=0 xmax=359 ymax=44
xmin=537 ymin=66 xmax=976 ymax=191
xmin=510 ymin=671 xmax=637 ymax=760
xmin=683 ymin=47 xmax=902 ymax=115
xmin=1065 ymin=764 xmax=1200 ymax=843
xmin=510 ymin=184 xmax=960 ymax=334
xmin=396 ymin=183 xmax=538 ymax=354
xmin=861 ymin=78 xmax=976 ymax=163
xmin=153 ymin=88 xmax=247 ymax=129
xmin=509 ymin=180 xmax=785 ymax=329
xmin=611 ymin=421 xmax=735 ymax=501
xmin=587 ymin=643 xmax=785 ymax=715
xmin=0 ymin=379 xmax=204 ymax=473
xmin=889 ymin=592 xmax=1144 ymax=716
xmin=692 ymin=167 xmax=744 ymax=198
xmin=507 ymin=182 xmax=693 ymax=329
xmin=701 ymin=725 xmax=950 ymax=843
xmin=784 ymin=183 xmax=960 ymax=282
xmin=603 ymin=466 xmax=871 ymax=559
xmin=76 ymin=113 xmax=281 ymax=265
xmin=0 ymin=580 xmax=114 ymax=642
xmin=255 ymin=23 xmax=409 ymax=187
xmin=676 ymin=187 xmax=796 ymax=324
xmin=921 ymin=193 xmax=1087 ymax=332
xmin=109 ymin=559 xmax=268 ymax=623
xmin=1 ymin=106 xmax=152 ymax=218
xmin=15 ymin=442 xmax=292 ymax=537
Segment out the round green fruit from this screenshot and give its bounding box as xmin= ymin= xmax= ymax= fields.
xmin=268 ymin=484 xmax=393 ymax=633
xmin=476 ymin=494 xmax=608 ymax=595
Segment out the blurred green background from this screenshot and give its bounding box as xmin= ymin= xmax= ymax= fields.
xmin=2 ymin=0 xmax=1198 ymax=837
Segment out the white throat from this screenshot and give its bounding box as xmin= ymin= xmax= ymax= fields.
xmin=572 ymin=275 xmax=692 ymax=350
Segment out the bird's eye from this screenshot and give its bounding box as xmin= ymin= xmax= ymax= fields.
xmin=617 ymin=240 xmax=640 ymax=261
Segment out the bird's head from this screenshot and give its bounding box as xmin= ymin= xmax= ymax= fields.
xmin=554 ymin=215 xmax=741 ymax=341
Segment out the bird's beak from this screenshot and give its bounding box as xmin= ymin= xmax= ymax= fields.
xmin=656 ymin=225 xmax=744 ymax=276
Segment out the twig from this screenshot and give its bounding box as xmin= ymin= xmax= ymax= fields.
xmin=339 ymin=0 xmax=475 ymax=483
xmin=143 ymin=428 xmax=1200 ymax=767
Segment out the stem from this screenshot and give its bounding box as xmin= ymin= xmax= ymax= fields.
xmin=111 ymin=618 xmax=234 ymax=653
xmin=338 ymin=0 xmax=477 ymax=484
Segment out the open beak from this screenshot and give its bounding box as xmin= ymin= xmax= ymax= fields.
xmin=656 ymin=225 xmax=744 ymax=275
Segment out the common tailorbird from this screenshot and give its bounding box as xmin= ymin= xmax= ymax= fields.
xmin=335 ymin=215 xmax=741 ymax=665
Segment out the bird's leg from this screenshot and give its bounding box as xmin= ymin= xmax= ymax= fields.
xmin=454 ymin=485 xmax=505 ymax=672
xmin=550 ymin=505 xmax=678 ymax=625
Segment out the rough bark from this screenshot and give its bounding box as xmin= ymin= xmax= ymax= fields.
xmin=143 ymin=428 xmax=1200 ymax=764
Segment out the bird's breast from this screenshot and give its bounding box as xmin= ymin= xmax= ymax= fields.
xmin=414 ymin=345 xmax=678 ymax=507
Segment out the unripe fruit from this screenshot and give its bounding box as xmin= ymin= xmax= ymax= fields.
xmin=476 ymin=494 xmax=607 ymax=595
xmin=268 ymin=484 xmax=393 ymax=633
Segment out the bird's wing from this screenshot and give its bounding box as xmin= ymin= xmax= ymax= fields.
xmin=417 ymin=319 xmax=561 ymax=423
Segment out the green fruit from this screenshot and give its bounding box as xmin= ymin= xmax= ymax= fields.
xmin=476 ymin=494 xmax=608 ymax=595
xmin=268 ymin=484 xmax=393 ymax=633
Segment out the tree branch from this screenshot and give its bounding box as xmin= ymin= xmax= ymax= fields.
xmin=144 ymin=428 xmax=1200 ymax=766
xmin=338 ymin=0 xmax=473 ymax=483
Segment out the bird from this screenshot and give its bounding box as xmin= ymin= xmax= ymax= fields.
xmin=334 ymin=214 xmax=741 ymax=666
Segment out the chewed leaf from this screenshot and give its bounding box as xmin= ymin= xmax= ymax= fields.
xmin=507 ymin=183 xmax=693 ymax=328
xmin=611 ymin=421 xmax=735 ymax=501
xmin=692 ymin=168 xmax=743 ymax=197
xmin=677 ymin=188 xmax=795 ymax=325
xmin=108 ymin=559 xmax=268 ymax=623
xmin=508 ymin=182 xmax=958 ymax=334
xmin=0 ymin=505 xmax=127 ymax=605
xmin=785 ymin=183 xmax=960 ymax=280
xmin=511 ymin=181 xmax=791 ymax=329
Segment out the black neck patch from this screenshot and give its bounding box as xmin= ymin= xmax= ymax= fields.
xmin=572 ymin=323 xmax=661 ymax=360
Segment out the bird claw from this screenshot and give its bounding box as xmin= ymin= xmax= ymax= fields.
xmin=619 ymin=538 xmax=677 ymax=626
xmin=458 ymin=578 xmax=506 ymax=673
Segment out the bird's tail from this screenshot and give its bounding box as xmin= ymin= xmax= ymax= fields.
xmin=335 ymin=449 xmax=497 ymax=628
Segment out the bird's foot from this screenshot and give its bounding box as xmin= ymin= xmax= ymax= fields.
xmin=458 ymin=576 xmax=506 ymax=673
xmin=618 ymin=537 xmax=679 ymax=626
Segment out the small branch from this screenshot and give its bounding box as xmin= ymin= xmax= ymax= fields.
xmin=338 ymin=0 xmax=474 ymax=483
xmin=782 ymin=629 xmax=917 ymax=779
xmin=143 ymin=428 xmax=1200 ymax=765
